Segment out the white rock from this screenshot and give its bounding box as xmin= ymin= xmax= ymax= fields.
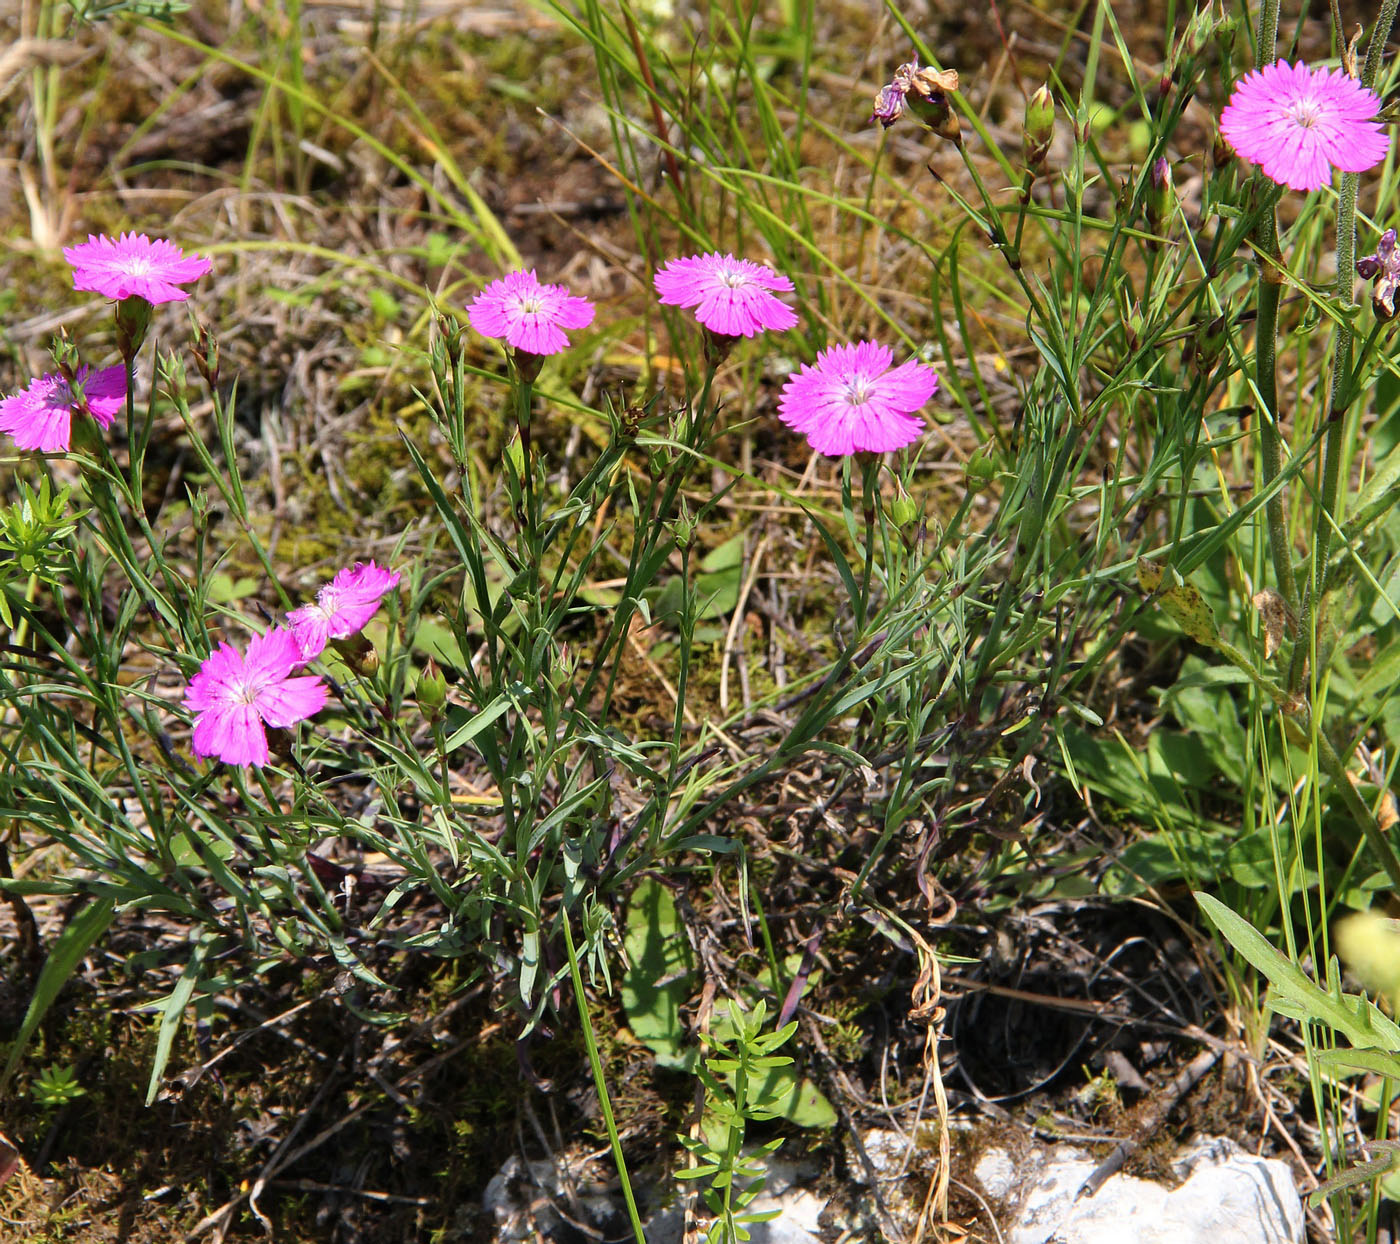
xmin=974 ymin=1137 xmax=1303 ymax=1244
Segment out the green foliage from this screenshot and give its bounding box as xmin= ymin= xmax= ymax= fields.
xmin=30 ymin=1064 xmax=86 ymax=1108
xmin=620 ymin=879 xmax=834 ymax=1129
xmin=677 ymin=1000 xmax=800 ymax=1244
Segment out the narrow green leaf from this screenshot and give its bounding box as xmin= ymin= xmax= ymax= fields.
xmin=0 ymin=898 xmax=115 ymax=1097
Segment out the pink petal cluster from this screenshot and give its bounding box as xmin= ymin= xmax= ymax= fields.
xmin=288 ymin=561 xmax=402 ymax=662
xmin=778 ymin=342 xmax=938 ymax=456
xmin=1220 ymin=60 xmax=1390 ymax=192
xmin=653 ymin=252 xmax=799 ymax=337
xmin=468 ymin=269 xmax=596 ymax=356
xmin=64 ymin=232 xmax=212 ymax=304
xmin=183 ymin=629 xmax=327 ymax=767
xmin=0 ymin=365 xmax=126 ymax=452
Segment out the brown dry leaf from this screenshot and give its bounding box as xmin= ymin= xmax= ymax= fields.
xmin=1251 ymin=589 xmax=1294 ymax=659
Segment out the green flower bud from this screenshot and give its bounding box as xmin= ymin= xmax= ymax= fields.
xmin=889 ymin=481 xmax=919 ymax=528
xmin=415 ymin=659 xmax=448 ymax=719
xmin=672 ymin=502 xmax=695 ymax=552
xmin=1147 ymin=157 xmax=1173 ymax=232
xmin=965 ymin=449 xmax=997 ymax=493
xmin=1024 ymin=84 xmax=1055 ymax=172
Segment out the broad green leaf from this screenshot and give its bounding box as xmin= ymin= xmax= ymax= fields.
xmin=621 ymin=879 xmax=696 ymax=1072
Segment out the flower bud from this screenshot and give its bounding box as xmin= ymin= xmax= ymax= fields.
xmin=192 ymin=318 xmax=220 ymax=387
xmin=415 ymin=659 xmax=448 ymax=719
xmin=889 ymin=481 xmax=919 ymax=528
xmin=1024 ymin=84 xmax=1055 ymax=172
xmin=672 ymin=502 xmax=695 ymax=552
xmin=964 ymin=449 xmax=996 ymax=493
xmin=1147 ymin=157 xmax=1174 ymax=231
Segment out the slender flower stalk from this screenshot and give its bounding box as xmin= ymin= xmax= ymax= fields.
xmin=1243 ymin=0 xmax=1296 ymax=611
xmin=1294 ymin=0 xmax=1400 ymax=691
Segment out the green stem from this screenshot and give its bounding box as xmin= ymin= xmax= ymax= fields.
xmin=1254 ymin=232 xmax=1298 ymax=610
xmin=856 ymin=457 xmax=878 ymax=632
xmin=1248 ymin=0 xmax=1298 ymax=610
xmin=560 ymin=911 xmax=646 ymax=1244
xmin=1291 ymin=0 xmax=1400 ymax=691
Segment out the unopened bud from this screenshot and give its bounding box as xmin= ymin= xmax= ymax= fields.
xmin=672 ymin=503 xmax=695 ymax=552
xmin=1186 ymin=1 xmax=1219 ymax=56
xmin=1147 ymin=157 xmax=1174 ymax=231
xmin=192 ymin=318 xmax=220 ymax=386
xmin=1024 ymin=84 xmax=1055 ymax=172
xmin=415 ymin=659 xmax=448 ymax=719
xmin=889 ymin=481 xmax=919 ymax=528
xmin=965 ymin=449 xmax=996 ymax=493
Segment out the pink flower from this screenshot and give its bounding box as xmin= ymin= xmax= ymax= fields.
xmin=467 ymin=269 xmax=595 ymax=356
xmin=183 ymin=628 xmax=328 ymax=767
xmin=0 ymin=365 xmax=126 ymax=452
xmin=288 ymin=561 xmax=402 ymax=662
xmin=653 ymin=252 xmax=798 ymax=337
xmin=63 ymin=232 xmax=212 ymax=304
xmin=777 ymin=342 xmax=938 ymax=456
xmin=1219 ymin=60 xmax=1390 ymax=192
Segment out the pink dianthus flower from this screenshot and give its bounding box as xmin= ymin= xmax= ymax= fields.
xmin=468 ymin=269 xmax=595 ymax=356
xmin=183 ymin=628 xmax=328 ymax=767
xmin=653 ymin=252 xmax=798 ymax=337
xmin=64 ymin=232 xmax=212 ymax=304
xmin=0 ymin=365 xmax=126 ymax=453
xmin=778 ymin=342 xmax=938 ymax=456
xmin=288 ymin=561 xmax=402 ymax=662
xmin=1219 ymin=60 xmax=1390 ymax=192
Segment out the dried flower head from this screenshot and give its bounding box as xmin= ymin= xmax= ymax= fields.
xmin=1219 ymin=60 xmax=1390 ymax=192
xmin=64 ymin=233 xmax=212 ymax=305
xmin=0 ymin=365 xmax=126 ymax=453
xmin=653 ymin=252 xmax=798 ymax=338
xmin=1358 ymin=228 xmax=1400 ymax=319
xmin=183 ymin=629 xmax=328 ymax=767
xmin=777 ymin=342 xmax=939 ymax=456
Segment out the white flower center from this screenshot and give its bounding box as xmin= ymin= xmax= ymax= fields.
xmin=228 ymin=675 xmax=259 ymax=707
xmin=515 ymin=293 xmax=544 ymax=314
xmin=842 ymin=377 xmax=873 ymax=406
xmin=123 ymin=256 xmax=152 ymax=275
xmin=1289 ymin=98 xmax=1322 ymax=129
xmin=717 ymin=265 xmax=749 ymax=289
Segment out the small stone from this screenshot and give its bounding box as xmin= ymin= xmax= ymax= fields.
xmin=978 ymin=1135 xmax=1302 ymax=1244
